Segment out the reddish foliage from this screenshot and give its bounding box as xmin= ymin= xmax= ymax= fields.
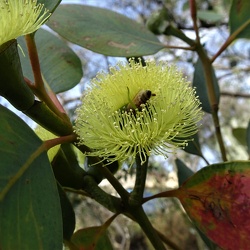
xmin=177 ymin=168 xmax=250 ymax=250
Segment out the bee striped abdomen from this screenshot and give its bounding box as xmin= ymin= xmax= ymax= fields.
xmin=126 ymin=89 xmax=156 ymax=112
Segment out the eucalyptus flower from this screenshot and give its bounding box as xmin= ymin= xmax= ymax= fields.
xmin=75 ymin=59 xmax=203 ymax=165
xmin=0 ymin=0 xmax=50 ymax=46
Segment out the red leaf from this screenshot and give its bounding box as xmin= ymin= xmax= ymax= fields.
xmin=67 ymin=214 xmax=117 ymax=250
xmin=69 ymin=226 xmax=113 ymax=250
xmin=176 ymin=161 xmax=250 ymax=250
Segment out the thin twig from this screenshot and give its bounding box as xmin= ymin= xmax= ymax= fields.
xmin=163 ymin=45 xmax=195 ymax=50
xmin=211 ymin=19 xmax=250 ymax=63
xmin=221 ymin=91 xmax=250 ymax=99
xmin=189 ymin=0 xmax=200 ymax=44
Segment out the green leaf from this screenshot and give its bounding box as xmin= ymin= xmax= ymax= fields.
xmin=197 ymin=10 xmax=223 ymax=23
xmin=229 ymin=0 xmax=250 ymax=39
xmin=247 ymin=121 xmax=250 ymax=155
xmin=38 ymin=0 xmax=61 ymax=13
xmin=175 ymin=158 xmax=194 ymax=186
xmin=18 ymin=28 xmax=83 ymax=93
xmin=193 ymin=58 xmax=220 ymax=113
xmin=70 ymin=226 xmax=113 ymax=250
xmin=57 ymin=183 xmax=75 ymax=240
xmin=47 ymin=5 xmax=164 ymax=57
xmin=172 ymin=131 xmax=202 ymax=157
xmin=52 ymin=144 xmax=86 ymax=189
xmin=183 ymin=133 xmax=202 ymax=156
xmin=176 ymin=161 xmax=250 ymax=250
xmin=0 ymin=105 xmax=62 ymax=249
xmin=68 ymin=214 xmax=117 ymax=249
xmin=36 ymin=0 xmax=61 ymax=24
xmin=232 ymin=127 xmax=247 ymax=146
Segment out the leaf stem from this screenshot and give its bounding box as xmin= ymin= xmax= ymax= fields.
xmin=189 ymin=0 xmax=200 ymax=44
xmin=24 ymin=34 xmax=43 ymax=90
xmin=163 ymin=45 xmax=195 ymax=50
xmin=142 ymin=189 xmax=180 ymax=203
xmin=43 ymin=133 xmax=77 ymax=151
xmin=211 ymin=19 xmax=250 ymax=63
xmin=25 ymin=34 xmax=69 ymax=122
xmin=163 ymin=25 xmax=196 ymax=47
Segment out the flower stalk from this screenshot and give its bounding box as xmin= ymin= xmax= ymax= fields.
xmin=129 ymin=154 xmax=149 ymax=206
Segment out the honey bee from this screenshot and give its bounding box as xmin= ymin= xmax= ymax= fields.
xmin=126 ymin=89 xmax=156 ymax=112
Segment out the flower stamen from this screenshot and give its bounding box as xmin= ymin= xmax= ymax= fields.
xmin=0 ymin=0 xmax=51 ymax=46
xmin=75 ymin=59 xmax=203 ymax=165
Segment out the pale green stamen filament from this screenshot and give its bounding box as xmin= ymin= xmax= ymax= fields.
xmin=0 ymin=0 xmax=51 ymax=46
xmin=75 ymin=60 xmax=203 ymax=165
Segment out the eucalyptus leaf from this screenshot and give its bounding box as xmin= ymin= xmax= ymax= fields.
xmin=173 ymin=159 xmax=217 ymax=249
xmin=38 ymin=0 xmax=61 ymax=13
xmin=47 ymin=4 xmax=164 ymax=57
xmin=175 ymin=158 xmax=194 ymax=187
xmin=247 ymin=121 xmax=250 ymax=155
xmin=57 ymin=183 xmax=75 ymax=240
xmin=70 ymin=225 xmax=113 ymax=250
xmin=18 ymin=28 xmax=83 ymax=94
xmin=193 ymin=58 xmax=220 ymax=113
xmin=183 ymin=133 xmax=202 ymax=157
xmin=52 ymin=144 xmax=86 ymax=189
xmin=177 ymin=161 xmax=250 ymax=250
xmin=197 ymin=10 xmax=223 ymax=23
xmin=232 ymin=127 xmax=247 ymax=146
xmin=229 ymin=0 xmax=250 ymax=39
xmin=0 ymin=105 xmax=62 ymax=249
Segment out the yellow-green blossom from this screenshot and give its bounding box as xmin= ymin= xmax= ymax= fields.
xmin=75 ymin=59 xmax=203 ymax=165
xmin=0 ymin=0 xmax=50 ymax=46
